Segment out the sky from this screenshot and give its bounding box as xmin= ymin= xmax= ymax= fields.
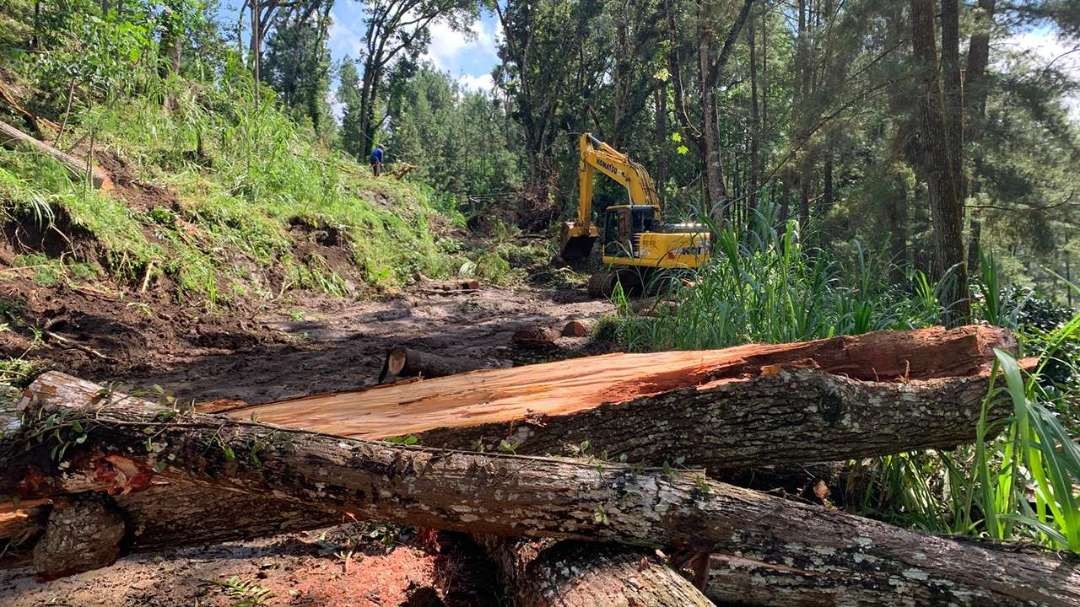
xmin=220 ymin=1 xmax=502 ymax=93
xmin=1002 ymin=28 xmax=1080 ymax=119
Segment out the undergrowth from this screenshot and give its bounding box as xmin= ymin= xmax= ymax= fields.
xmin=0 ymin=79 xmax=461 ymax=307
xmin=609 ymin=212 xmax=940 ymax=351
xmin=607 ymin=212 xmax=1080 ymax=552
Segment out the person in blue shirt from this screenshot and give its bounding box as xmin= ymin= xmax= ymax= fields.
xmin=369 ymin=145 xmax=384 ymax=177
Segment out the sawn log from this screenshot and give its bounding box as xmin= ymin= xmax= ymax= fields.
xmin=8 ymin=378 xmax=1078 ymax=607
xmin=218 ymin=326 xmax=1021 ymax=472
xmin=378 ymin=346 xmax=489 ymax=383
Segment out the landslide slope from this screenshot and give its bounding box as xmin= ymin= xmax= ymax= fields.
xmin=0 ymin=77 xmax=464 ymax=381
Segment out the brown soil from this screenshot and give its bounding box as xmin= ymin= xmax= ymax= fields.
xmin=0 ymin=524 xmax=498 ymax=607
xmin=0 ymin=280 xmax=612 ymax=605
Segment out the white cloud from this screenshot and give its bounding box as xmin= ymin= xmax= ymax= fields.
xmin=424 ymin=17 xmax=499 ymax=71
xmin=329 ymin=13 xmax=364 ymax=58
xmin=327 ymin=89 xmax=345 ymax=122
xmin=457 ymin=73 xmax=495 ymax=92
xmin=1000 ymin=29 xmax=1080 ymax=120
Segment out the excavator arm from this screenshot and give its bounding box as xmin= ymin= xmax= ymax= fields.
xmin=560 ymin=133 xmax=661 ymax=260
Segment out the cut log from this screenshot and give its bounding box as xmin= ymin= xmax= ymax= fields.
xmin=31 ymin=494 xmax=125 ymax=579
xmin=218 ymin=326 xmax=1021 ymax=471
xmin=378 ymin=347 xmax=490 ymax=384
xmin=511 ymin=325 xmax=560 ymax=348
xmin=705 ymin=545 xmax=1080 ymax=607
xmin=484 ymin=539 xmax=712 ymax=607
xmin=0 ymin=121 xmax=113 ymax=191
xmin=561 ymin=319 xmax=592 ymax=337
xmin=9 ymin=377 xmax=1078 ymax=606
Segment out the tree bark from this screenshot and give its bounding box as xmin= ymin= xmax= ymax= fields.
xmin=698 ymin=29 xmax=727 ymax=221
xmin=251 ymin=0 xmax=261 ymax=95
xmin=215 ymin=326 xmax=1019 ymax=472
xmin=911 ymin=0 xmax=969 ymax=325
xmin=31 ymin=494 xmax=125 ymax=579
xmin=747 ymin=8 xmax=761 ymax=214
xmin=9 ymin=387 xmax=1078 ymax=606
xmin=706 ymin=548 xmax=1077 ymax=607
xmin=0 ymin=122 xmax=113 ymax=191
xmin=964 ymin=0 xmax=997 ymax=277
xmin=378 ymin=347 xmax=488 ymax=383
xmin=485 ymin=539 xmax=713 ymax=607
xmin=654 ymin=83 xmax=668 ymax=192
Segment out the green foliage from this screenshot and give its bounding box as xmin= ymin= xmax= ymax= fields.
xmin=612 ymin=210 xmax=937 ymax=351
xmin=262 ymin=6 xmax=335 ymax=138
xmin=386 ymin=65 xmax=523 ymax=207
xmin=0 ymin=84 xmax=461 ymax=303
xmin=210 ymin=576 xmax=274 ymax=607
xmin=337 ymin=58 xmax=365 ymax=161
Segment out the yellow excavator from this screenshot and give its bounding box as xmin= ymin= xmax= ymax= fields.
xmin=559 ymin=133 xmax=711 ymax=296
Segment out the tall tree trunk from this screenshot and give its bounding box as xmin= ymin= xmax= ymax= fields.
xmin=794 ymin=0 xmax=813 ymax=231
xmin=821 ymin=144 xmax=834 ymax=214
xmin=654 ymin=83 xmax=669 ymax=191
xmin=250 ymin=0 xmax=261 ymax=106
xmin=941 ymin=0 xmax=964 ymax=201
xmin=964 ymin=0 xmax=997 ymax=276
xmin=747 ymin=8 xmax=761 ymax=215
xmin=911 ymin=0 xmax=969 ymax=325
xmin=760 ymin=7 xmax=767 ymax=131
xmin=358 ymin=58 xmax=379 ymax=158
xmin=698 ymin=30 xmax=727 ymax=221
xmin=30 ymin=0 xmax=41 ymax=49
xmin=887 ymin=168 xmax=911 ymax=285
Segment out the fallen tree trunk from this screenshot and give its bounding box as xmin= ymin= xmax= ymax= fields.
xmin=378 ymin=347 xmax=489 ymax=383
xmin=483 ymin=539 xmax=712 ymax=607
xmin=0 ymin=121 xmax=113 ymax=191
xmin=3 ymin=325 xmax=1021 ymax=550
xmin=8 ymin=379 xmax=1078 ymax=606
xmin=216 ymin=326 xmax=1021 ymax=472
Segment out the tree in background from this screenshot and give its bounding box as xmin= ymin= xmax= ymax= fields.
xmin=386 ymin=65 xmax=522 ymax=209
xmin=491 ymin=0 xmax=607 ymax=227
xmin=352 ymin=0 xmax=478 ymax=159
xmin=261 ymin=1 xmax=334 ymax=137
xmin=338 ymin=57 xmax=365 ymax=159
xmin=664 ymin=0 xmax=754 ymax=222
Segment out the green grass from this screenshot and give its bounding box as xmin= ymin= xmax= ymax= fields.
xmin=0 ymin=81 xmax=462 ymax=306
xmin=610 ymin=213 xmax=939 ymax=351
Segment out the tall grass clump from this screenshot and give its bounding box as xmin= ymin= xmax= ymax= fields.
xmin=855 ymin=265 xmax=1079 ymax=552
xmin=612 ymin=209 xmax=938 ymax=351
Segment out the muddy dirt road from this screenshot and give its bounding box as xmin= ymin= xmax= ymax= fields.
xmin=0 ymin=284 xmax=613 ymax=607
xmin=116 ymin=285 xmax=613 ymax=404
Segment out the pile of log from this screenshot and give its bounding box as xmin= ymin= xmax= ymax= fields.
xmin=2 ymin=326 xmax=1076 ymax=605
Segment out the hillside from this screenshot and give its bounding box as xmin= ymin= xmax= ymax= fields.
xmin=0 ymin=70 xmax=544 ymax=383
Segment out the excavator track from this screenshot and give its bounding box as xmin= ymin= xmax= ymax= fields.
xmin=587 ymin=269 xmax=646 ymax=298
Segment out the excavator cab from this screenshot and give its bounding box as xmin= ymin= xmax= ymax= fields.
xmin=601 ymin=205 xmax=658 ymax=258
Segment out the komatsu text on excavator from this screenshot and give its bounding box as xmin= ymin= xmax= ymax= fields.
xmin=558 ymin=133 xmax=710 ymax=296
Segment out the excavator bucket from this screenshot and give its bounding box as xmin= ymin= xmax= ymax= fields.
xmin=559 ymin=221 xmax=597 ymax=261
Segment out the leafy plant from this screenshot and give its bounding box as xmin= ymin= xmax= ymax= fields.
xmin=209 ymin=576 xmax=275 ymax=607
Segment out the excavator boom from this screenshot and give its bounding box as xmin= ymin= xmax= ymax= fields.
xmin=560 ymin=133 xmax=661 ymax=260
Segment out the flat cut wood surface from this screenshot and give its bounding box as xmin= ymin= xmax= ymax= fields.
xmin=216 ymin=326 xmax=1009 ymax=440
